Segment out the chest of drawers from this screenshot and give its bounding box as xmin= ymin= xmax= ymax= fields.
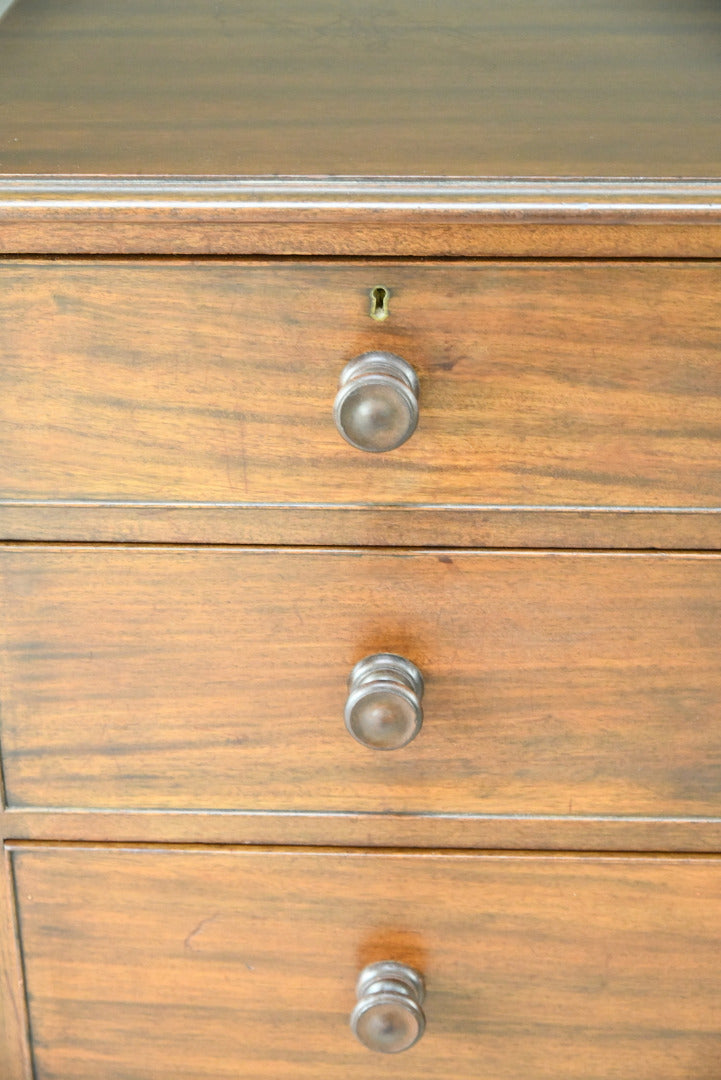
xmin=1 ymin=2 xmax=721 ymax=1078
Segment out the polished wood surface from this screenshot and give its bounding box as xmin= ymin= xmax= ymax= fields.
xmin=2 ymin=179 xmax=721 ymax=257
xmin=12 ymin=845 xmax=721 ymax=1080
xmin=2 ymin=260 xmax=720 ymax=513
xmin=2 ymin=546 xmax=720 ymax=819
xmin=10 ymin=805 xmax=721 ymax=856
xmin=3 ymin=503 xmax=721 ymax=550
xmin=3 ymin=211 xmax=721 ymax=258
xmin=0 ymin=846 xmax=30 ymax=1080
xmin=1 ymin=0 xmax=720 ymax=178
xmin=1 ymin=4 xmax=719 ymax=1074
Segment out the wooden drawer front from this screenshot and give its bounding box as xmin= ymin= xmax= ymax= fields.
xmin=1 ymin=260 xmax=720 ymax=508
xmin=2 ymin=546 xmax=720 ymax=818
xmin=11 ymin=845 xmax=721 ymax=1080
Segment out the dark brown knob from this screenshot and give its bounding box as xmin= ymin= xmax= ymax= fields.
xmin=350 ymin=961 xmax=426 ymax=1053
xmin=333 ymin=351 xmax=419 ymax=452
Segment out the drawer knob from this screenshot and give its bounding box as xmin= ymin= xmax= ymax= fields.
xmin=333 ymin=351 xmax=419 ymax=452
xmin=351 ymin=960 xmax=426 ymax=1053
xmin=345 ymin=653 xmax=424 ymax=750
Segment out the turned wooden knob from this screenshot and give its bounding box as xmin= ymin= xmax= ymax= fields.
xmin=333 ymin=352 xmax=419 ymax=452
xmin=344 ymin=653 xmax=424 ymax=750
xmin=350 ymin=961 xmax=426 ymax=1053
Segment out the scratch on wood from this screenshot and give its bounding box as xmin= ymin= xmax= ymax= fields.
xmin=184 ymin=911 xmax=221 ymax=951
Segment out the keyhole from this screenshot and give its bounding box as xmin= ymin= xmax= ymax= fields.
xmin=370 ymin=285 xmax=390 ymax=321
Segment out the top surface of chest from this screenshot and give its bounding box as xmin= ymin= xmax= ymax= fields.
xmin=0 ymin=0 xmax=720 ymax=179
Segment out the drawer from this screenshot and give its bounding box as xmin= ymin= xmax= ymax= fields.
xmin=2 ymin=546 xmax=720 ymax=818
xmin=1 ymin=260 xmax=720 ymax=508
xmin=11 ymin=845 xmax=721 ymax=1080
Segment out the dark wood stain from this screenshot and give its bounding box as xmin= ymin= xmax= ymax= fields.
xmin=1 ymin=3 xmax=720 ymax=1076
xmin=2 ymin=546 xmax=720 ymax=820
xmin=8 ymin=806 xmax=721 ymax=854
xmin=1 ymin=261 xmax=720 ymax=514
xmin=3 ymin=504 xmax=721 ymax=550
xmin=11 ymin=845 xmax=721 ymax=1080
xmin=2 ymin=215 xmax=721 ymax=258
xmin=0 ymin=0 xmax=720 ymax=177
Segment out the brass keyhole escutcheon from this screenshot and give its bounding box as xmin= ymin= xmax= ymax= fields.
xmin=370 ymin=285 xmax=390 ymax=320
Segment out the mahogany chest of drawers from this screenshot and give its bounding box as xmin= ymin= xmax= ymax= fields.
xmin=1 ymin=2 xmax=721 ymax=1077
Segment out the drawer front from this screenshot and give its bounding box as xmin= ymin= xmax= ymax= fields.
xmin=2 ymin=546 xmax=720 ymax=818
xmin=11 ymin=845 xmax=721 ymax=1080
xmin=1 ymin=260 xmax=720 ymax=508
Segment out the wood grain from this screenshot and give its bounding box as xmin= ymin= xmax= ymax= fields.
xmin=5 ymin=178 xmax=721 ymax=222
xmin=0 ymin=845 xmax=31 ymax=1080
xmin=3 ymin=504 xmax=721 ymax=550
xmin=2 ymin=219 xmax=721 ymax=258
xmin=1 ymin=7 xmax=719 ymax=1074
xmin=2 ymin=180 xmax=721 ymax=257
xmin=9 ymin=807 xmax=721 ymax=855
xmin=11 ymin=845 xmax=721 ymax=1080
xmin=2 ymin=546 xmax=720 ymax=820
xmin=1 ymin=260 xmax=720 ymax=511
xmin=0 ymin=0 xmax=720 ymax=177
